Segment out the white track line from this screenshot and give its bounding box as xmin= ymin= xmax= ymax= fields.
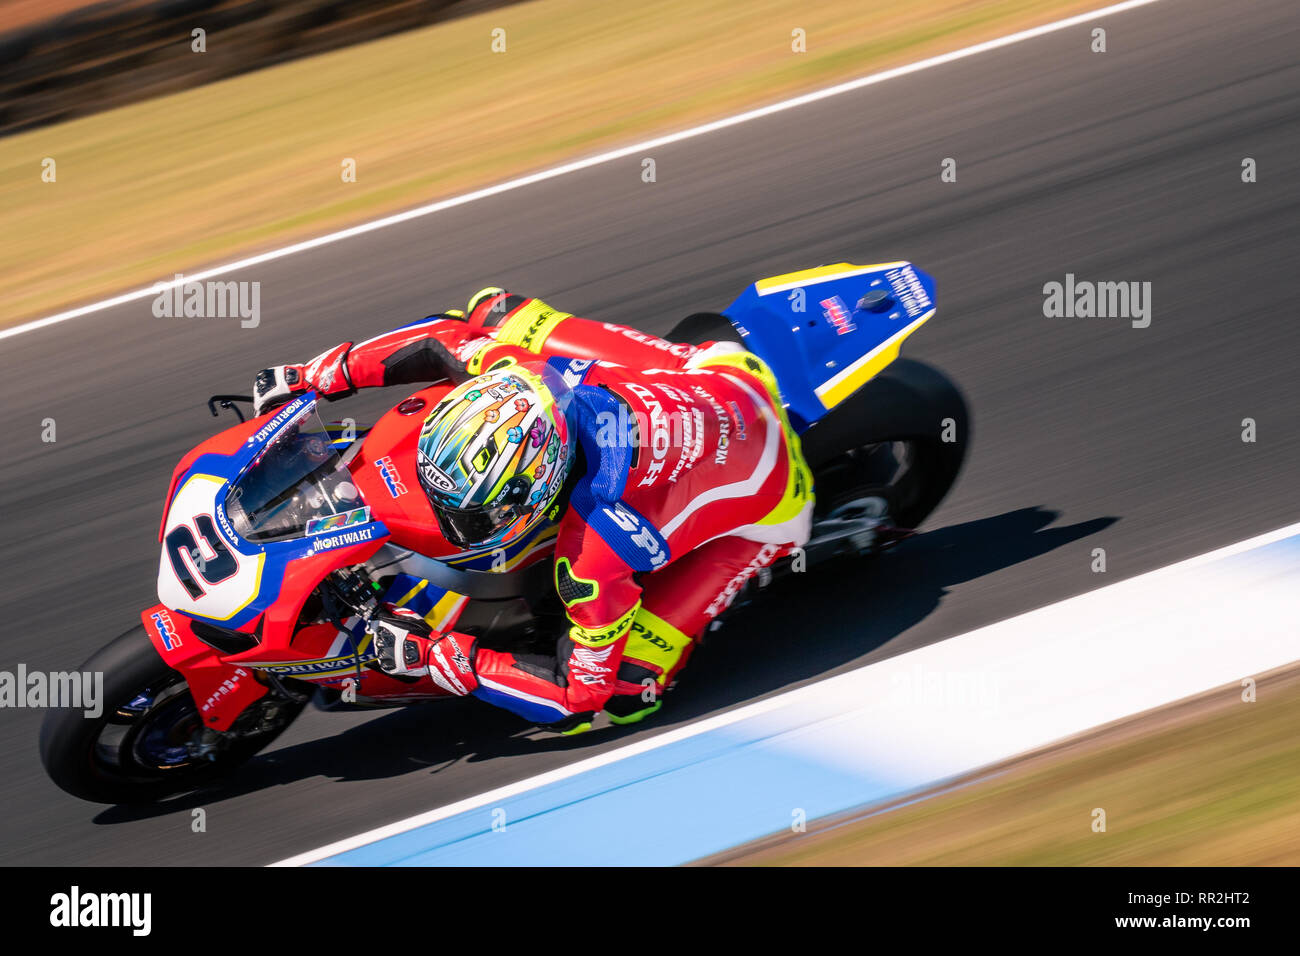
xmin=271 ymin=517 xmax=1298 ymax=867
xmin=1 ymin=0 xmax=1162 ymax=344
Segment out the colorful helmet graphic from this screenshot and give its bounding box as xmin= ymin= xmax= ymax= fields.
xmin=416 ymin=362 xmax=575 ymax=550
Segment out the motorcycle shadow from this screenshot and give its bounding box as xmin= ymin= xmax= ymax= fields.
xmin=92 ymin=505 xmax=1116 ymax=822
xmin=663 ymin=504 xmax=1120 ymax=727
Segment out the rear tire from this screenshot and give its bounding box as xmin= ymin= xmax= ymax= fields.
xmin=802 ymin=358 xmax=970 ymax=530
xmin=666 ymin=312 xmax=743 ymax=346
xmin=40 ymin=626 xmax=304 ymax=804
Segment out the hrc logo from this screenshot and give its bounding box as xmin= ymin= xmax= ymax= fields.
xmin=374 ymin=456 xmax=407 ymax=498
xmin=150 ymin=610 xmax=182 ymax=650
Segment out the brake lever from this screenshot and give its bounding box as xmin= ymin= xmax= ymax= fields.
xmin=207 ymin=394 xmax=255 ymax=423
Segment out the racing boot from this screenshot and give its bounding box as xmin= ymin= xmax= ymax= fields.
xmin=605 ymin=693 xmax=662 ymax=726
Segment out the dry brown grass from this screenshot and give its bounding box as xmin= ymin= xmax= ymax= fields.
xmin=0 ymin=0 xmax=1103 ymax=325
xmin=713 ymin=666 xmax=1300 ymax=866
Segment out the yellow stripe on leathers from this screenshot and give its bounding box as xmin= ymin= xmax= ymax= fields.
xmin=496 ymin=299 xmax=572 ymax=353
xmin=570 ymin=602 xmax=640 ymax=648
xmin=623 ymin=606 xmax=691 ymax=686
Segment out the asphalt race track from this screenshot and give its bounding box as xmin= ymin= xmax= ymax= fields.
xmin=1 ymin=0 xmax=1296 ymax=865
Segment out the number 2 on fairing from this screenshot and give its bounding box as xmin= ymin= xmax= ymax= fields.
xmin=164 ymin=515 xmax=237 ymax=598
xmin=156 ymin=474 xmax=266 ymax=621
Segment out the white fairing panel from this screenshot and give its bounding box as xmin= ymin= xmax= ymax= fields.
xmin=157 ymin=474 xmax=265 ymax=621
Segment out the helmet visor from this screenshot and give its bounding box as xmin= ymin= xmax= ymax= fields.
xmin=431 ymin=497 xmax=527 ymax=549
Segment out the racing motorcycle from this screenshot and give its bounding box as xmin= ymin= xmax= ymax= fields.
xmin=40 ymin=261 xmax=970 ymax=803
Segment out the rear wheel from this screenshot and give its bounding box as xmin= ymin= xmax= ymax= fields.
xmin=40 ymin=626 xmax=305 ymax=804
xmin=802 ymin=358 xmax=970 ymax=530
xmin=666 ymin=312 xmax=742 ymax=346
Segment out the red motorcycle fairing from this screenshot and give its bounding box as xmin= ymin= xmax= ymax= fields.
xmin=143 ymin=384 xmax=513 ymax=729
xmin=144 ymin=533 xmax=464 ymax=729
xmin=141 ymin=605 xmax=270 ymax=731
xmin=349 ymin=383 xmax=456 ymax=556
xmin=254 ymin=536 xmax=386 ymax=647
xmin=157 ymin=421 xmax=258 ymax=543
xmin=225 ymin=621 xmax=455 ymax=700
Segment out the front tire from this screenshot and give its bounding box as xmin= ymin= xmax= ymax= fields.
xmin=40 ymin=625 xmax=304 ymax=804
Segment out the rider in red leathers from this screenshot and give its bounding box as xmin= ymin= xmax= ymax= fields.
xmin=253 ymin=289 xmax=814 ymax=733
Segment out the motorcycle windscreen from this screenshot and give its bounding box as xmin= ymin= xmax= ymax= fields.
xmin=225 ymin=407 xmax=368 ymax=542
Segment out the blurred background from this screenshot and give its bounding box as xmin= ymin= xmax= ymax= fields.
xmin=0 ymin=0 xmax=1102 ymax=324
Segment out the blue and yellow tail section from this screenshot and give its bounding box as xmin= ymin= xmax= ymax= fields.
xmin=723 ymin=262 xmax=937 ymax=430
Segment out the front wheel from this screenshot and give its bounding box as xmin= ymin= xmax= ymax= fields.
xmin=40 ymin=625 xmax=305 ymax=804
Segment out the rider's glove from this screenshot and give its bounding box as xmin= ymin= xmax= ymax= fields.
xmin=368 ymin=610 xmax=479 ymax=697
xmin=252 ymin=342 xmax=354 ymax=416
xmin=252 ymin=365 xmax=307 ymax=417
xmin=369 ymin=609 xmax=434 ymax=678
